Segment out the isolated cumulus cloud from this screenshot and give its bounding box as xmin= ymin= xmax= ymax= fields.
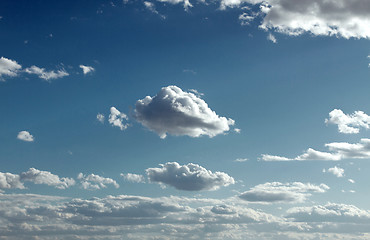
xmin=79 ymin=65 xmax=95 ymax=75
xmin=146 ymin=162 xmax=235 ymax=191
xmin=324 ymin=166 xmax=345 ymax=178
xmin=109 ymin=107 xmax=129 ymax=130
xmin=20 ymin=168 xmax=75 ymax=189
xmin=326 ymin=109 xmax=370 ymax=134
xmin=17 ymin=131 xmax=34 ymax=142
xmin=25 ymin=65 xmax=69 ymax=81
xmin=0 ymin=56 xmax=22 ymax=80
xmin=134 ymin=85 xmax=235 ymax=138
xmin=77 ymin=173 xmax=119 ymax=190
xmin=239 ymin=182 xmax=329 ymax=203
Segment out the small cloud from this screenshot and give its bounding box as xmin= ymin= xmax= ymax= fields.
xmin=24 ymin=40 xmax=28 ymax=44
xmin=48 ymin=33 xmax=53 ymax=38
xmin=109 ymin=107 xmax=129 ymax=130
xmin=0 ymin=57 xmax=22 ymax=81
xmin=348 ymin=179 xmax=355 ymax=183
xmin=17 ymin=131 xmax=34 ymax=142
xmin=25 ymin=65 xmax=69 ymax=82
xmin=234 ymin=128 xmax=241 ymax=133
xmin=120 ymin=173 xmax=146 ymax=183
xmin=234 ymin=158 xmax=248 ymax=162
xmin=77 ymin=173 xmax=119 ymax=190
xmin=20 ymin=168 xmax=75 ymax=189
xmin=79 ymin=65 xmax=95 ymax=75
xmin=144 ymin=1 xmax=166 ymax=19
xmin=326 ymin=109 xmax=370 ymax=134
xmin=239 ymin=13 xmax=254 ymax=26
xmin=325 ymin=166 xmax=345 ymax=178
xmin=267 ymin=33 xmax=277 ymax=43
xmin=183 ymin=69 xmax=197 ymax=75
xmin=96 ymin=113 xmax=105 ymax=123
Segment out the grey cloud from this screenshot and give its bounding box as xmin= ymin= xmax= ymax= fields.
xmin=146 ymin=162 xmax=235 ymax=191
xmin=120 ymin=173 xmax=146 ymax=183
xmin=0 ymin=172 xmax=24 ymax=189
xmin=77 ymin=173 xmax=119 ymax=190
xmin=134 ymin=85 xmax=235 ymax=138
xmin=239 ymin=182 xmax=329 ymax=203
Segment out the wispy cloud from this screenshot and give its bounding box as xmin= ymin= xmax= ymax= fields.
xmin=25 ymin=65 xmax=69 ymax=81
xmin=0 ymin=56 xmax=22 ymax=81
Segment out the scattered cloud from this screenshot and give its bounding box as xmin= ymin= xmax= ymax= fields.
xmin=144 ymin=1 xmax=166 ymax=19
xmin=157 ymin=0 xmax=193 ymax=11
xmin=79 ymin=65 xmax=95 ymax=75
xmin=234 ymin=158 xmax=248 ymax=162
xmin=239 ymin=182 xmax=329 ymax=203
xmin=120 ymin=173 xmax=146 ymax=183
xmin=77 ymin=173 xmax=119 ymax=190
xmin=0 ymin=172 xmax=24 ymax=189
xmin=25 ymin=65 xmax=69 ymax=81
xmin=134 ymin=85 xmax=235 ymax=138
xmin=96 ymin=113 xmax=105 ymax=123
xmin=234 ymin=128 xmax=241 ymax=133
xmin=326 ymin=109 xmax=370 ymax=134
xmin=324 ymin=166 xmax=345 ymax=178
xmin=20 ymin=168 xmax=75 ymax=189
xmin=0 ymin=57 xmax=22 ymax=81
xmin=267 ymin=33 xmax=277 ymax=43
xmin=146 ymin=162 xmax=235 ymax=191
xmin=239 ymin=12 xmax=254 ymax=26
xmin=17 ymin=131 xmax=34 ymax=142
xmin=109 ymin=106 xmax=129 ymax=130
xmin=348 ymin=179 xmax=355 ymax=183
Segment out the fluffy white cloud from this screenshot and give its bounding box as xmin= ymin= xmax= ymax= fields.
xmin=20 ymin=168 xmax=75 ymax=189
xmin=109 ymin=106 xmax=129 ymax=130
xmin=348 ymin=179 xmax=355 ymax=184
xmin=0 ymin=172 xmax=24 ymax=189
xmin=324 ymin=166 xmax=345 ymax=178
xmin=17 ymin=131 xmax=34 ymax=142
xmin=134 ymin=85 xmax=235 ymax=138
xmin=77 ymin=173 xmax=119 ymax=190
xmin=239 ymin=182 xmax=329 ymax=203
xmin=0 ymin=57 xmax=22 ymax=80
xmin=286 ymin=203 xmax=370 ymax=223
xmin=25 ymin=65 xmax=69 ymax=81
xmin=326 ymin=109 xmax=370 ymax=134
xmin=79 ymin=65 xmax=95 ymax=75
xmin=146 ymin=162 xmax=235 ymax=191
xmin=262 ymin=138 xmax=370 ymax=161
xmin=121 ymin=173 xmax=146 ymax=183
xmin=96 ymin=113 xmax=105 ymax=123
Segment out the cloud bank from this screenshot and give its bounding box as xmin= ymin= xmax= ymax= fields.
xmin=135 ymin=85 xmax=235 ymax=138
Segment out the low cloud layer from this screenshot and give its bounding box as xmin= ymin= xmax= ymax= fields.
xmin=261 ymin=138 xmax=370 ymax=161
xmin=77 ymin=173 xmax=119 ymax=190
xmin=17 ymin=131 xmax=34 ymax=142
xmin=326 ymin=109 xmax=370 ymax=134
xmin=134 ymin=85 xmax=235 ymax=138
xmin=239 ymin=182 xmax=329 ymax=203
xmin=146 ymin=162 xmax=235 ymax=191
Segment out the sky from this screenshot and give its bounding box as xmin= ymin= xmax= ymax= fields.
xmin=1 ymin=0 xmax=370 ymax=239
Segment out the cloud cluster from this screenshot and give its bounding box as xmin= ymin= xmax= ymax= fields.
xmin=326 ymin=109 xmax=370 ymax=134
xmin=135 ymin=85 xmax=235 ymax=138
xmin=146 ymin=162 xmax=235 ymax=191
xmin=20 ymin=168 xmax=75 ymax=189
xmin=239 ymin=182 xmax=329 ymax=203
xmin=0 ymin=56 xmax=21 ymax=80
xmin=261 ymin=138 xmax=370 ymax=161
xmin=77 ymin=173 xmax=119 ymax=190
xmin=17 ymin=131 xmax=34 ymax=142
xmin=25 ymin=65 xmax=69 ymax=81
xmin=109 ymin=107 xmax=129 ymax=130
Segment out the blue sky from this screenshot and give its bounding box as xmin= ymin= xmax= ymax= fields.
xmin=1 ymin=0 xmax=370 ymax=239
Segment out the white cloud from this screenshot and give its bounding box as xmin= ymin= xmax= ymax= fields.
xmin=157 ymin=0 xmax=193 ymax=11
xmin=109 ymin=106 xmax=129 ymax=130
xmin=239 ymin=12 xmax=255 ymax=26
xmin=234 ymin=158 xmax=248 ymax=162
xmin=79 ymin=65 xmax=95 ymax=75
xmin=77 ymin=173 xmax=119 ymax=190
xmin=348 ymin=179 xmax=355 ymax=183
xmin=262 ymin=148 xmax=341 ymax=161
xmin=239 ymin=182 xmax=329 ymax=203
xmin=234 ymin=128 xmax=241 ymax=133
xmin=120 ymin=173 xmax=146 ymax=183
xmin=25 ymin=65 xmax=69 ymax=81
xmin=17 ymin=131 xmax=34 ymax=142
xmin=146 ymin=162 xmax=235 ymax=191
xmin=20 ymin=168 xmax=75 ymax=189
xmin=144 ymin=1 xmax=166 ymax=19
xmin=0 ymin=57 xmax=22 ymax=80
xmin=286 ymin=203 xmax=370 ymax=223
xmin=326 ymin=109 xmax=370 ymax=134
xmin=96 ymin=113 xmax=105 ymax=123
xmin=325 ymin=166 xmax=345 ymax=178
xmin=267 ymin=33 xmax=277 ymax=43
xmin=134 ymin=85 xmax=235 ymax=138
xmin=0 ymin=172 xmax=24 ymax=189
